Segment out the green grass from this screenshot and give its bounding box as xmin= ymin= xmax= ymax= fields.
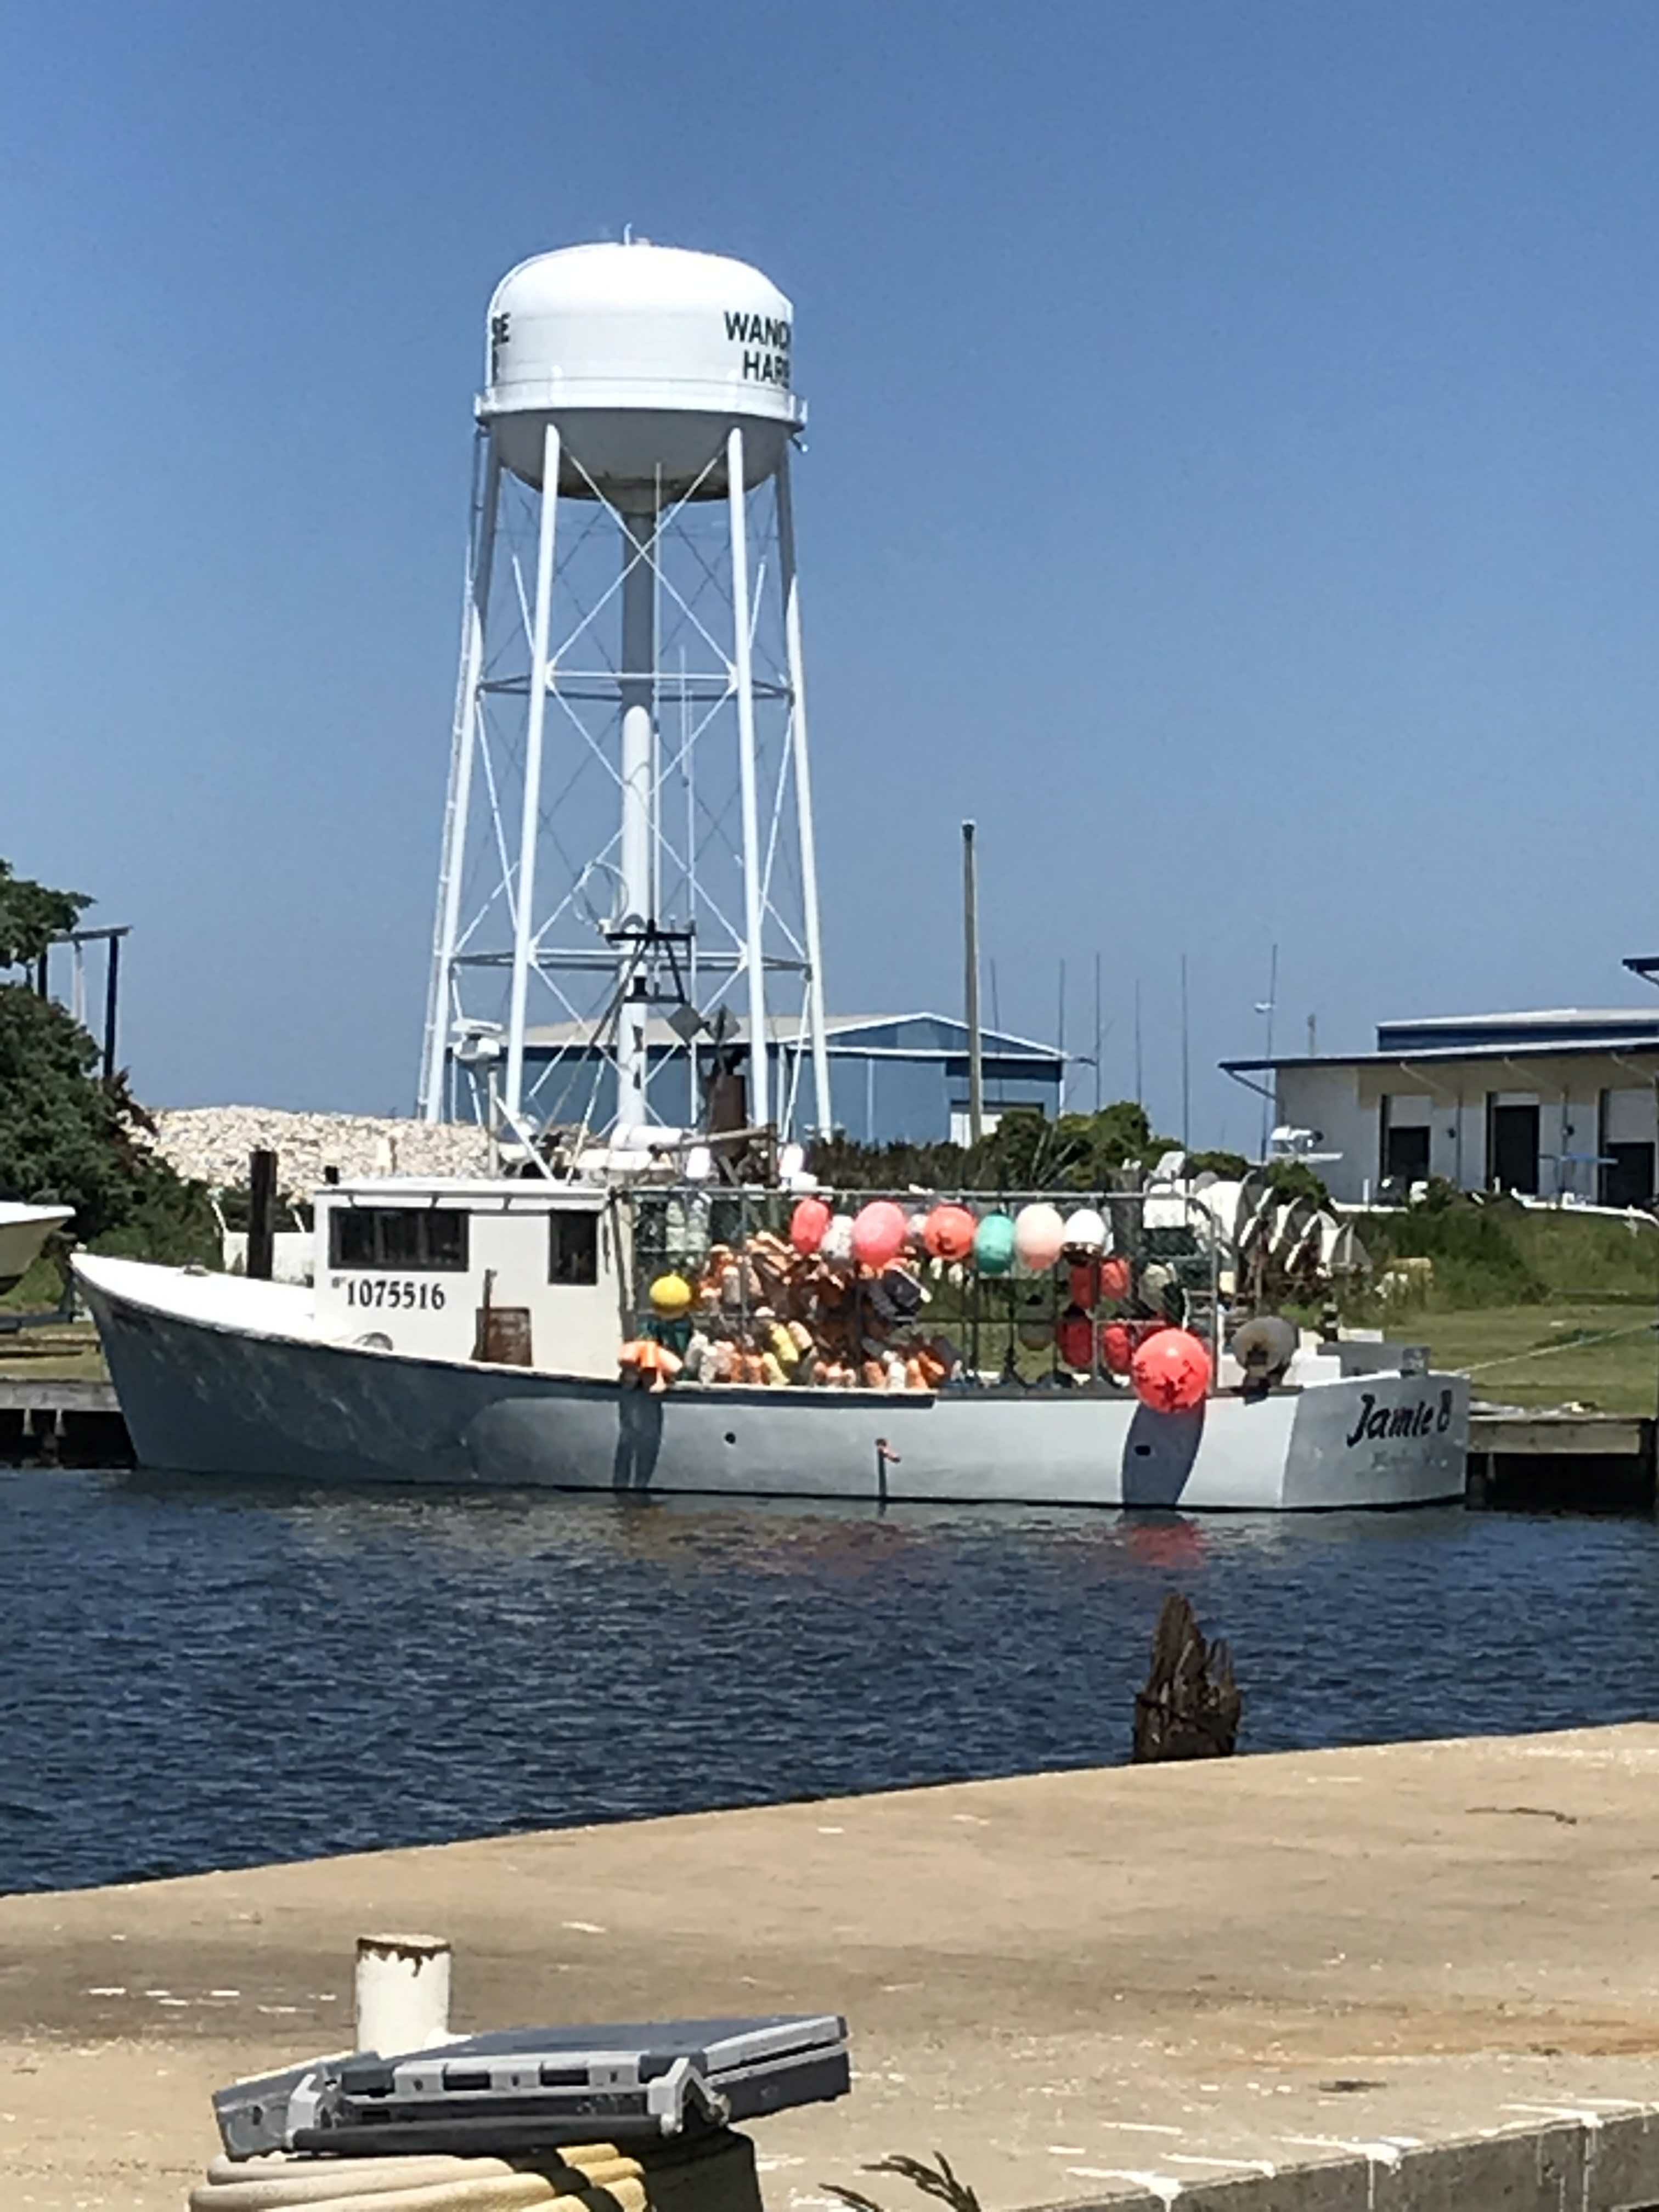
xmin=1403 ymin=1301 xmax=1659 ymax=1414
xmin=1347 ymin=1204 xmax=1659 ymax=1414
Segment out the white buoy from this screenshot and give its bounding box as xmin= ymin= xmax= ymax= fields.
xmin=354 ymin=1931 xmax=453 ymax=2054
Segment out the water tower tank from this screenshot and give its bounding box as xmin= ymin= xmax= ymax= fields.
xmin=478 ymin=240 xmax=804 ymax=500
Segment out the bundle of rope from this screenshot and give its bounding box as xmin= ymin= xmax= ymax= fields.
xmin=188 ymin=2141 xmax=647 ymax=2212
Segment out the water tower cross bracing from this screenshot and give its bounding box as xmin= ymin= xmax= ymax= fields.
xmin=417 ymin=238 xmax=832 ymax=1140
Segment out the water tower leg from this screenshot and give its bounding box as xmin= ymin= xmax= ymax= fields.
xmin=421 ymin=439 xmax=502 ymax=1121
xmin=617 ymin=504 xmax=656 ymax=1132
xmin=726 ymin=427 xmax=770 ymax=1130
xmin=776 ymin=456 xmax=831 ymax=1137
xmin=505 ymin=425 xmax=562 ymax=1127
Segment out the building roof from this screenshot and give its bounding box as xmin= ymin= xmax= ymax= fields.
xmin=523 ymin=1010 xmax=1067 ymax=1063
xmin=1376 ymin=1009 xmax=1659 ymax=1053
xmin=1223 ymin=1006 xmax=1659 ymax=1076
xmin=1225 ymin=960 xmax=1659 ymax=1075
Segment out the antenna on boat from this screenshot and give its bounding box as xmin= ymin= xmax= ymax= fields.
xmin=1056 ymin=957 xmax=1066 ymax=1111
xmin=1253 ymin=942 xmax=1279 ymax=1159
xmin=1093 ymin=950 xmax=1103 ymax=1113
xmin=962 ymin=821 xmax=984 ymax=1146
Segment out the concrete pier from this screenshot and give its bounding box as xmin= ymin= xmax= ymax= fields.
xmin=7 ymin=1725 xmax=1659 ymax=2210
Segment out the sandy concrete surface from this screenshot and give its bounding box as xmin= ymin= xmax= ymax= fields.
xmin=5 ymin=1725 xmax=1659 ymax=2211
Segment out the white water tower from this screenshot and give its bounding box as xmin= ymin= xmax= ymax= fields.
xmin=417 ymin=239 xmax=832 ymax=1141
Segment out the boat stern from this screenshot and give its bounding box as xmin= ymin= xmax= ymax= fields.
xmin=1280 ymin=1369 xmax=1470 ymax=1507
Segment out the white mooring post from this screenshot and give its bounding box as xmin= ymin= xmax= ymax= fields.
xmin=355 ymin=1931 xmax=453 ymax=2055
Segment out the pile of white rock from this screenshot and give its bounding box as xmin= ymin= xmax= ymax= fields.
xmin=151 ymin=1107 xmax=492 ymax=1199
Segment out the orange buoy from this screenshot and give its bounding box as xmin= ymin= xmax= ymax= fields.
xmin=922 ymin=1203 xmax=977 ymax=1262
xmin=1130 ymin=1327 xmax=1211 ymax=1413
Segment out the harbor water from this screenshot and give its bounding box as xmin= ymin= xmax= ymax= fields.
xmin=3 ymin=1468 xmax=1657 ymax=1895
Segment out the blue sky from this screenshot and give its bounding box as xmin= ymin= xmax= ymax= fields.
xmin=4 ymin=1 xmax=1659 ymax=1147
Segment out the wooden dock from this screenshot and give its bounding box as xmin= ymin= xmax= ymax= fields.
xmin=1469 ymin=1406 xmax=1655 ymax=1509
xmin=0 ymin=1376 xmax=130 ymax=1466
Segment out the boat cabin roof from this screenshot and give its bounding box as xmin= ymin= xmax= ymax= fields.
xmin=324 ymin=1177 xmax=608 ymax=1209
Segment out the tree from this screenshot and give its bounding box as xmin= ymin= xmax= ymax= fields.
xmin=810 ymin=1100 xmax=1181 ymax=1194
xmin=0 ymin=860 xmax=88 ymax=972
xmin=0 ymin=860 xmax=217 ymax=1263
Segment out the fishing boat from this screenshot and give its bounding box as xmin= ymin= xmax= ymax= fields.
xmin=74 ymin=1159 xmax=1468 ymax=1507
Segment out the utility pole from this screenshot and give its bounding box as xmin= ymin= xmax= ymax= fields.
xmin=962 ymin=821 xmax=984 ymax=1145
xmin=1180 ymin=952 xmax=1191 ymax=1148
xmin=1133 ymin=978 xmax=1143 ymax=1106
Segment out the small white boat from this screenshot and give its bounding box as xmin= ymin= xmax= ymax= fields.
xmin=0 ymin=1201 xmax=74 ymax=1295
xmin=75 ymin=1172 xmax=1468 ymax=1509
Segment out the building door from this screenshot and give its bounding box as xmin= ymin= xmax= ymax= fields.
xmin=1488 ymin=1099 xmax=1539 ymax=1194
xmin=1384 ymin=1124 xmax=1430 ymax=1182
xmin=1602 ymin=1143 xmax=1655 ymax=1209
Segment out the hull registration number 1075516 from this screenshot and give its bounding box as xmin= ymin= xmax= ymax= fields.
xmin=338 ymin=1277 xmax=449 ymax=1311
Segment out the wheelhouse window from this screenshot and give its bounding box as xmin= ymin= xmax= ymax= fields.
xmin=549 ymin=1209 xmax=599 ymax=1285
xmin=329 ymin=1207 xmax=469 ymax=1272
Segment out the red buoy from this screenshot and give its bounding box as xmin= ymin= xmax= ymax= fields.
xmin=1056 ymin=1302 xmax=1094 ymax=1369
xmin=1100 ymin=1321 xmax=1135 ymax=1375
xmin=1130 ymin=1328 xmax=1212 ymax=1413
xmin=1098 ymin=1254 xmax=1131 ymax=1303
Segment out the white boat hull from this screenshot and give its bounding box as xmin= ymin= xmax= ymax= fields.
xmin=77 ymin=1256 xmax=1469 ymax=1510
xmin=0 ymin=1203 xmax=73 ymax=1295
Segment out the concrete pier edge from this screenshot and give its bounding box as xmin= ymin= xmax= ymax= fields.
xmin=9 ymin=1725 xmax=1659 ymax=2211
xmin=1042 ymin=2107 xmax=1659 ymax=2212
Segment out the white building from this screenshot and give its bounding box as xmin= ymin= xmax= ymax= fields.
xmin=1222 ymin=974 xmax=1659 ymax=1207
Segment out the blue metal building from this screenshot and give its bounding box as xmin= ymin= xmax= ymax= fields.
xmin=519 ymin=1011 xmax=1065 ymax=1142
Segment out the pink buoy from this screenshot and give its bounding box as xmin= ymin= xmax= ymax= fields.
xmin=1013 ymin=1202 xmax=1065 ymax=1272
xmin=851 ymin=1199 xmax=908 ymax=1269
xmin=1130 ymin=1328 xmax=1212 ymax=1413
xmin=790 ymin=1197 xmax=832 ymax=1255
